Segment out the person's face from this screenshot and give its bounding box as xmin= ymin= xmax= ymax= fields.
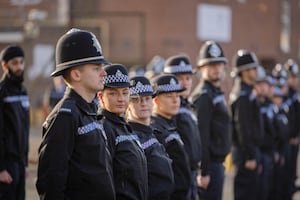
xmin=201 ymin=63 xmax=225 ymax=83
xmin=255 ymin=81 xmax=269 ymax=97
xmin=176 ymin=73 xmax=192 ymax=98
xmin=288 ymin=75 xmax=299 ymax=89
xmin=3 ymin=57 xmax=25 ymax=77
xmin=78 ymin=63 xmax=106 ymax=93
xmin=241 ymin=67 xmax=257 ymax=85
xmin=100 ymin=87 xmax=130 ymax=116
xmin=127 ymin=95 xmax=153 ymax=122
xmin=154 ymin=92 xmax=180 ymax=119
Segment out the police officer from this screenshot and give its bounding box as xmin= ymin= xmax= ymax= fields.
xmin=284 ymin=59 xmax=300 ymax=199
xmin=190 ymin=41 xmax=231 ymax=200
xmin=36 ymin=28 xmax=115 ymax=200
xmin=151 ymin=74 xmax=191 ymax=200
xmin=163 ymin=54 xmax=202 ymax=200
xmin=269 ymin=74 xmax=290 ymax=200
xmin=230 ymin=49 xmax=263 ymax=200
xmin=0 ymin=45 xmax=30 ymax=200
xmin=254 ymin=66 xmax=276 ymax=200
xmin=127 ymin=76 xmax=174 ymax=200
xmin=98 ymin=64 xmax=148 ymax=200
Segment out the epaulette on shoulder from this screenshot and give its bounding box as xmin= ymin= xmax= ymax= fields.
xmin=200 ymin=89 xmax=208 ymax=95
xmin=58 ymin=107 xmax=72 ymax=113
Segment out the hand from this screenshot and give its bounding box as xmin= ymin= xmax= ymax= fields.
xmin=244 ymin=159 xmax=257 ymax=170
xmin=197 ymin=175 xmax=210 ymax=189
xmin=25 ymin=167 xmax=29 ymax=178
xmin=274 ymin=152 xmax=280 ymax=163
xmin=0 ymin=170 xmax=13 ymax=184
xmin=290 ymin=137 xmax=299 ymax=146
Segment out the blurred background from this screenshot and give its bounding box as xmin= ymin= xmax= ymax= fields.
xmin=0 ymin=0 xmax=299 ymax=199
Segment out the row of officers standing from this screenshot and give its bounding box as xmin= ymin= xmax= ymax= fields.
xmin=0 ymin=27 xmax=297 ymax=200
xmin=34 ymin=29 xmax=300 ymax=200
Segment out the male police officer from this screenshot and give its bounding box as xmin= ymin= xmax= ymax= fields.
xmin=0 ymin=45 xmax=29 ymax=200
xmin=191 ymin=41 xmax=232 ymax=200
xmin=230 ymin=50 xmax=263 ymax=200
xmin=36 ymin=28 xmax=115 ymax=200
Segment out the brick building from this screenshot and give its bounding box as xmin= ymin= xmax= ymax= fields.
xmin=0 ymin=0 xmax=299 ymax=121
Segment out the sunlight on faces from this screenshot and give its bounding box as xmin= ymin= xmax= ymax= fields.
xmin=128 ymin=95 xmax=153 ymax=122
xmin=154 ymin=92 xmax=180 ymax=119
xmin=4 ymin=57 xmax=25 ymax=76
xmin=255 ymin=81 xmax=270 ymax=97
xmin=100 ymin=87 xmax=130 ymax=116
xmin=77 ymin=64 xmax=106 ymax=93
xmin=201 ymin=62 xmax=225 ymax=82
xmin=176 ymin=74 xmax=192 ymax=97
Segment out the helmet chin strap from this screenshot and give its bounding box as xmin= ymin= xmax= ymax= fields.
xmin=7 ymin=68 xmax=24 ymax=84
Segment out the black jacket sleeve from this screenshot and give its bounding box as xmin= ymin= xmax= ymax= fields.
xmin=193 ymin=94 xmax=213 ymax=176
xmin=36 ymin=110 xmax=75 ymax=200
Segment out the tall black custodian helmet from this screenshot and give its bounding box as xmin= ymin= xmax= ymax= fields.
xmin=284 ymin=59 xmax=299 ymax=75
xmin=51 ymin=28 xmax=109 ymax=77
xmin=197 ymin=40 xmax=227 ymax=67
xmin=231 ymin=49 xmax=259 ymax=77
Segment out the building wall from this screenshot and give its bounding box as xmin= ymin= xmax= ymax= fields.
xmin=1 ymin=0 xmax=300 ymax=113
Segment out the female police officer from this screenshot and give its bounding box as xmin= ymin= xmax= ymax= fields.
xmin=127 ymin=76 xmax=174 ymax=199
xmin=98 ymin=64 xmax=148 ymax=200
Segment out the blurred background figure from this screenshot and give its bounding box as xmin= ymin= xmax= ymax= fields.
xmin=191 ymin=41 xmax=231 ymax=200
xmin=230 ymin=49 xmax=263 ymax=200
xmin=144 ymin=55 xmax=165 ymax=80
xmin=42 ymin=76 xmax=66 ymax=118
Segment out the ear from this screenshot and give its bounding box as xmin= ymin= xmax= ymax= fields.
xmin=70 ymin=69 xmax=81 ymax=81
xmin=1 ymin=61 xmax=7 ymax=72
xmin=153 ymin=96 xmax=159 ymax=105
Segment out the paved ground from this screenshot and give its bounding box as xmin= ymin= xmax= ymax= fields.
xmin=26 ymin=126 xmax=300 ymax=200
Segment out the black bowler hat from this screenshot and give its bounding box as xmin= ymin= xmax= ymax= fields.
xmin=164 ymin=54 xmax=193 ymax=74
xmin=104 ymin=64 xmax=130 ymax=88
xmin=197 ymin=41 xmax=227 ymax=67
xmin=130 ymin=76 xmax=154 ymax=97
xmin=231 ymin=49 xmax=259 ymax=77
xmin=51 ymin=28 xmax=109 ymax=77
xmin=152 ymin=74 xmax=185 ymax=97
xmin=284 ymin=59 xmax=299 ymax=75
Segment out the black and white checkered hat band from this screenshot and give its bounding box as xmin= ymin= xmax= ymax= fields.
xmin=130 ymin=84 xmax=153 ymax=95
xmin=164 ymin=64 xmax=192 ymax=73
xmin=158 ymin=84 xmax=182 ymax=92
xmin=104 ymin=73 xmax=130 ymax=84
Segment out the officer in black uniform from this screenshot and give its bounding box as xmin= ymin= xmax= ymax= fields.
xmin=230 ymin=49 xmax=263 ymax=200
xmin=127 ymin=76 xmax=174 ymax=200
xmin=98 ymin=64 xmax=148 ymax=200
xmin=190 ymin=41 xmax=231 ymax=200
xmin=0 ymin=45 xmax=29 ymax=200
xmin=163 ymin=54 xmax=202 ymax=200
xmin=269 ymin=74 xmax=290 ymax=200
xmin=36 ymin=28 xmax=115 ymax=200
xmin=151 ymin=74 xmax=191 ymax=200
xmin=284 ymin=59 xmax=300 ymax=199
xmin=254 ymin=66 xmax=276 ymax=200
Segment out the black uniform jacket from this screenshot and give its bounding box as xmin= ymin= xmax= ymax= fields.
xmin=285 ymin=87 xmax=300 ymax=139
xmin=259 ymin=99 xmax=276 ymax=154
xmin=175 ymin=97 xmax=202 ymax=170
xmin=0 ymin=75 xmax=30 ymax=170
xmin=101 ymin=109 xmax=148 ymax=200
xmin=151 ymin=114 xmax=191 ymax=200
xmin=191 ymin=80 xmax=231 ymax=176
xmin=230 ymin=81 xmax=263 ymax=164
xmin=128 ymin=121 xmax=174 ymax=200
xmin=36 ymin=88 xmax=115 ymax=200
